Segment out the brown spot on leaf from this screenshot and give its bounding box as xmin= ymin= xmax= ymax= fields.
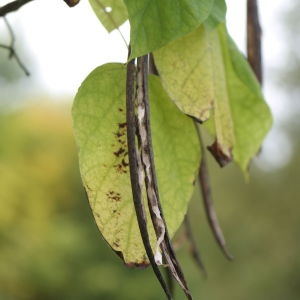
xmin=207 ymin=140 xmax=233 ymax=167
xmin=121 ymin=158 xmax=129 ymax=168
xmin=118 ymin=122 xmax=127 ymax=129
xmin=113 ymin=238 xmax=121 ymax=248
xmin=114 ymin=147 xmax=125 ymax=157
xmin=118 ymin=138 xmax=126 ymax=145
xmin=125 ymin=261 xmax=150 ymax=268
xmin=114 ymin=163 xmax=128 ymax=174
xmin=106 ymin=190 xmax=121 ymax=201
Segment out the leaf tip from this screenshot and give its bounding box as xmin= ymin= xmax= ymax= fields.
xmin=207 ymin=140 xmax=233 ymax=167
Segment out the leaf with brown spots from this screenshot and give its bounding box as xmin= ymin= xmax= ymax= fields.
xmin=72 ymin=63 xmax=200 ymax=266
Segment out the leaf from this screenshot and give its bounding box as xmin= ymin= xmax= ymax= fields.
xmin=72 ymin=63 xmax=200 ymax=265
xmin=154 ymin=25 xmax=234 ymax=161
xmin=219 ymin=26 xmax=272 ymax=171
xmin=149 ymin=75 xmax=201 ymax=237
xmin=203 ymin=0 xmax=227 ymax=29
xmin=154 ymin=24 xmax=272 ymax=172
xmin=89 ymin=0 xmax=128 ymax=32
xmin=124 ymin=0 xmax=215 ymax=59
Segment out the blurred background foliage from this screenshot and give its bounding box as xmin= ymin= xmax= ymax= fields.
xmin=1 ymin=1 xmax=300 ymax=299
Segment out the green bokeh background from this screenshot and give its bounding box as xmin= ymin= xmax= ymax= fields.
xmin=1 ymin=1 xmax=300 ymax=299
xmin=0 ymin=103 xmax=299 ymax=300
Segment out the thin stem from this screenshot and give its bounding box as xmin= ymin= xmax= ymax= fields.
xmin=247 ymin=0 xmax=263 ymax=84
xmin=0 ymin=17 xmax=30 ymax=76
xmin=0 ymin=0 xmax=34 ymax=17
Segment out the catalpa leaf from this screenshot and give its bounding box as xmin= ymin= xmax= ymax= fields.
xmin=72 ymin=63 xmax=199 ymax=265
xmin=89 ymin=0 xmax=128 ymax=32
xmin=219 ymin=25 xmax=272 ymax=171
xmin=124 ymin=0 xmax=215 ymax=59
xmin=154 ymin=25 xmax=234 ymax=161
xmin=204 ymin=0 xmax=227 ymax=29
xmin=149 ymin=74 xmax=200 ymax=236
xmin=154 ymin=24 xmax=272 ymax=172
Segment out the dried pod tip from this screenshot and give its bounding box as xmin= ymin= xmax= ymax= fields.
xmin=63 ymin=0 xmax=80 ymax=7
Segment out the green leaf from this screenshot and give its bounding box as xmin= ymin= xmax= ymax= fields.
xmin=204 ymin=0 xmax=227 ymax=29
xmin=154 ymin=24 xmax=272 ymax=172
xmin=219 ymin=26 xmax=272 ymax=172
xmin=124 ymin=0 xmax=215 ymax=59
xmin=149 ymin=75 xmax=200 ymax=237
xmin=72 ymin=63 xmax=200 ymax=265
xmin=89 ymin=0 xmax=128 ymax=32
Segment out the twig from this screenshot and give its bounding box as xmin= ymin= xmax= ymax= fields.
xmin=247 ymin=0 xmax=263 ymax=84
xmin=0 ymin=17 xmax=30 ymax=76
xmin=0 ymin=0 xmax=34 ymax=17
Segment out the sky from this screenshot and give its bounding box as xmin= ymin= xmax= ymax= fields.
xmin=0 ymin=0 xmax=285 ymax=95
xmin=0 ymin=0 xmax=293 ymax=170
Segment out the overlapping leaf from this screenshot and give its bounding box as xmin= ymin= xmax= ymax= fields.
xmin=219 ymin=26 xmax=272 ymax=171
xmin=154 ymin=24 xmax=272 ymax=172
xmin=204 ymin=0 xmax=227 ymax=29
xmin=89 ymin=0 xmax=128 ymax=32
xmin=124 ymin=0 xmax=215 ymax=59
xmin=72 ymin=63 xmax=200 ymax=265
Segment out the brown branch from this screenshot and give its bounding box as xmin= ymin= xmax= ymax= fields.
xmin=0 ymin=0 xmax=34 ymax=17
xmin=247 ymin=0 xmax=263 ymax=84
xmin=0 ymin=0 xmax=80 ymax=16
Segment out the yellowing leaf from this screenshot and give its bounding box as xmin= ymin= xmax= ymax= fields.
xmin=154 ymin=26 xmax=234 ymax=160
xmin=72 ymin=63 xmax=200 ymax=265
xmin=154 ymin=24 xmax=272 ymax=172
xmin=72 ymin=64 xmax=147 ymax=265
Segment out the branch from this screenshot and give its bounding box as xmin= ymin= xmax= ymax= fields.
xmin=0 ymin=17 xmax=30 ymax=76
xmin=247 ymin=0 xmax=263 ymax=84
xmin=0 ymin=0 xmax=34 ymax=17
xmin=0 ymin=0 xmax=80 ymax=16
